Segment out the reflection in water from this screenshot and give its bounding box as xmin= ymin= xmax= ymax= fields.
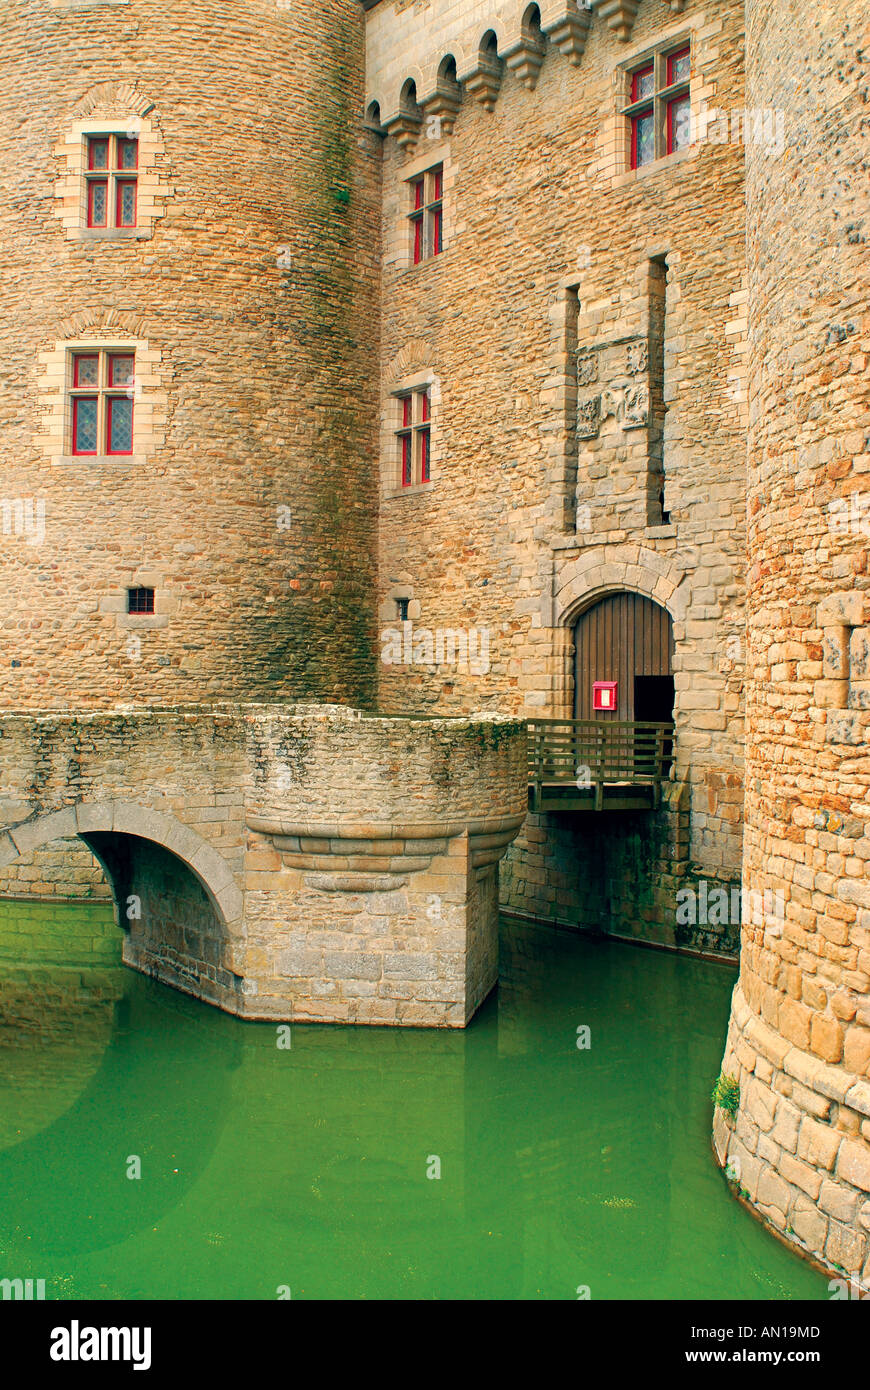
xmin=0 ymin=905 xmax=826 ymax=1300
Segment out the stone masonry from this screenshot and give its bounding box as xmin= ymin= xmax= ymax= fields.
xmin=713 ymin=0 xmax=870 ymax=1287
xmin=0 ymin=0 xmax=868 ymax=1280
xmin=0 ymin=704 xmax=526 ymax=1025
xmin=368 ymin=0 xmax=748 ymax=951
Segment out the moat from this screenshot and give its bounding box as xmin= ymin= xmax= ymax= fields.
xmin=0 ymin=901 xmax=827 ymax=1301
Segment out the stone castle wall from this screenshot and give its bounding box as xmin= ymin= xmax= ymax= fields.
xmin=0 ymin=0 xmax=381 ymax=711
xmin=367 ymin=0 xmax=747 ymax=950
xmin=715 ymin=0 xmax=870 ymax=1283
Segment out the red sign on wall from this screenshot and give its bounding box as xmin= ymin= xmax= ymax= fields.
xmin=592 ymin=681 xmax=618 ymax=711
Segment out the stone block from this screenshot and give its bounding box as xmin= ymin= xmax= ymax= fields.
xmin=797 ymin=1117 xmax=841 ymax=1171
xmin=837 ymin=1138 xmax=870 ymax=1193
xmin=820 ymin=1178 xmax=859 ymax=1223
xmin=790 ymin=1195 xmax=828 ymax=1252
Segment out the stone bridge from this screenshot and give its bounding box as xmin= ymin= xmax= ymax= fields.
xmin=0 ymin=704 xmax=527 ymax=1027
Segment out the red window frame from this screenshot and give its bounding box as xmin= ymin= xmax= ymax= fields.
xmin=72 ymin=397 xmax=98 ymax=456
xmin=106 ymin=396 xmax=134 ymax=456
xmin=70 ymin=349 xmax=136 ymax=457
xmin=87 ymin=138 xmax=109 ymax=171
xmin=87 ymin=180 xmax=108 ymax=228
xmin=667 ymin=46 xmax=690 ymax=87
xmin=631 ymin=64 xmax=654 ymax=103
xmin=411 ymin=178 xmax=425 ymax=266
xmin=628 ymin=45 xmax=691 ymax=171
xmin=117 ymin=138 xmax=139 ymax=170
xmin=116 ymin=179 xmax=137 ymax=229
xmin=409 ymin=166 xmax=444 ymax=266
xmin=85 ymin=134 xmax=139 ymax=229
xmin=630 ymin=109 xmax=654 ymax=171
xmin=396 ymin=387 xmax=432 ymax=488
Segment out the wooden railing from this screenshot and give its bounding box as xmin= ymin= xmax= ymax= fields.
xmin=527 ymin=719 xmax=674 ymax=811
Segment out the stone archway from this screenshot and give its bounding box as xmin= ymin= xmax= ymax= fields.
xmin=551 ymin=544 xmax=690 ymax=721
xmin=0 ymin=800 xmax=242 ymax=929
xmin=0 ymin=801 xmax=244 ymax=1011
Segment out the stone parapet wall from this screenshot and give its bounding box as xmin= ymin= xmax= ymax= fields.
xmin=0 ymin=703 xmax=527 ymax=1026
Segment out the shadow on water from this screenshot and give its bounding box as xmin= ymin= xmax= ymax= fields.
xmin=0 ymin=905 xmax=829 ymax=1300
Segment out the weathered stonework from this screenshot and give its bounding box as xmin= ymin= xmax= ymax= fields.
xmin=0 ymin=0 xmax=867 ymax=1275
xmin=370 ymin=0 xmax=746 ymax=952
xmin=0 ymin=705 xmax=526 ymax=1025
xmin=714 ymin=0 xmax=870 ymax=1285
xmin=0 ymin=0 xmax=382 ymax=710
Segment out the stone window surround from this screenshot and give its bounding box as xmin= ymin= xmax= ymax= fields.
xmin=378 ymin=577 xmax=422 ymax=627
xmin=34 ymin=324 xmax=167 ymax=470
xmin=100 ymin=570 xmax=178 ymax=631
xmin=585 ymin=10 xmax=718 ymax=190
xmin=382 ymin=366 xmax=441 ymax=500
xmin=386 ymin=141 xmax=453 ymax=277
xmin=53 ymin=106 xmax=168 ymax=243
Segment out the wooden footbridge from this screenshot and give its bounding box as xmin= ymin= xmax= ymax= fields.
xmin=527 ymin=719 xmax=674 ymax=812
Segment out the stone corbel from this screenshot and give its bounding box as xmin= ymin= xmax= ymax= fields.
xmin=421 ymin=74 xmax=462 ymax=136
xmin=502 ymin=33 xmax=547 ymax=91
xmin=245 ymin=813 xmax=526 ymax=891
xmin=383 ymin=111 xmax=423 ymax=152
xmin=586 ymin=0 xmax=641 ymax=43
xmin=463 ymin=52 xmax=504 ymax=111
xmin=543 ymin=5 xmax=593 ymax=66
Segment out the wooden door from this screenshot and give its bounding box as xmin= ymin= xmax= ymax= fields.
xmin=573 ymin=593 xmax=673 ymax=721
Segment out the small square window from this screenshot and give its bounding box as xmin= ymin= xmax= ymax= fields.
xmin=127 ymin=587 xmax=154 ymax=614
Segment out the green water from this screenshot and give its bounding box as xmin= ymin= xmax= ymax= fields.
xmin=0 ymin=900 xmax=827 ymax=1300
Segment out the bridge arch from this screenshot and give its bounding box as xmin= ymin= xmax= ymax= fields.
xmin=0 ymin=800 xmax=243 ymax=930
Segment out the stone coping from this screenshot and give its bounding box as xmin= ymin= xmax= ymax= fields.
xmin=0 ymin=702 xmax=525 ymax=731
xmin=247 ymin=813 xmax=526 ymax=840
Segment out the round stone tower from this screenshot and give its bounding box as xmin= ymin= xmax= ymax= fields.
xmin=0 ymin=0 xmax=380 ymax=710
xmin=716 ymin=0 xmax=870 ymax=1281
